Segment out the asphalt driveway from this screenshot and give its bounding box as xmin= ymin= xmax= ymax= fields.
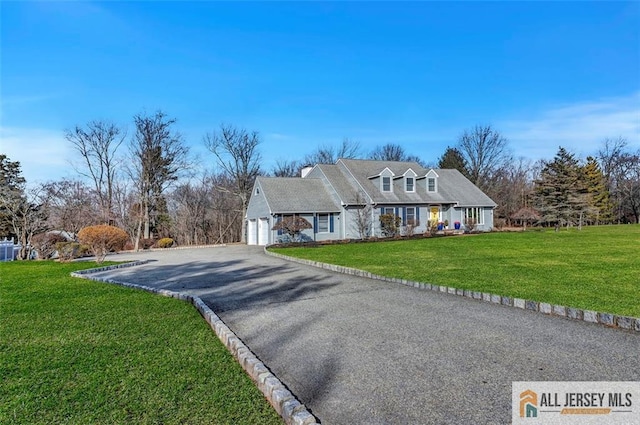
xmin=89 ymin=245 xmax=640 ymax=424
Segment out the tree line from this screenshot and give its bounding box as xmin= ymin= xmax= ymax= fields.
xmin=1 ymin=112 xmax=638 ymax=260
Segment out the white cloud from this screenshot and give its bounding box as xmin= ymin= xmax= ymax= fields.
xmin=499 ymin=92 xmax=640 ymax=160
xmin=0 ymin=127 xmax=75 ymax=185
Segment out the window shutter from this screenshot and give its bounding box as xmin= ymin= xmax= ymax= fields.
xmin=416 ymin=207 xmax=421 ymax=223
xmin=402 ymin=208 xmax=407 ymax=225
xmin=395 ymin=207 xmax=399 ymax=217
xmin=380 ymin=207 xmax=384 ymax=215
xmin=313 ymin=215 xmax=318 ymax=233
xmin=329 ymin=214 xmax=334 ymax=233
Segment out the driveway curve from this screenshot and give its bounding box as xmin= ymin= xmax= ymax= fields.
xmin=90 ymin=245 xmax=640 ymax=424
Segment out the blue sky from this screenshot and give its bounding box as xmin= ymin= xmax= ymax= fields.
xmin=1 ymin=1 xmax=639 ymax=184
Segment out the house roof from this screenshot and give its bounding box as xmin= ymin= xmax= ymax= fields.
xmin=336 ymin=159 xmax=497 ymax=207
xmin=256 ymin=176 xmax=341 ymax=214
xmin=313 ymin=164 xmax=369 ymax=205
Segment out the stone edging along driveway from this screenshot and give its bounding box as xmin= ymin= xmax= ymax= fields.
xmin=265 ymin=248 xmax=640 ymax=333
xmin=71 ymin=261 xmax=319 ymax=425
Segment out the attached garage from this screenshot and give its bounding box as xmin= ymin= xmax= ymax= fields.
xmin=258 ymin=217 xmax=270 ymax=245
xmin=247 ymin=219 xmax=257 ymax=245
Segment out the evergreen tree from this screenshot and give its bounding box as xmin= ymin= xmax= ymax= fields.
xmin=437 ymin=147 xmax=469 ymax=177
xmin=582 ymin=156 xmax=614 ymax=224
xmin=0 ymin=155 xmax=27 ymax=238
xmin=533 ymin=147 xmax=589 ymax=228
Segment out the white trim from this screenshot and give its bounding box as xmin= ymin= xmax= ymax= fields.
xmin=405 ymin=206 xmax=416 ymax=225
xmin=382 ymin=175 xmax=392 ymax=192
xmin=317 ymin=213 xmax=330 ymax=233
xmin=405 ymin=176 xmax=415 ymax=192
xmin=427 ymin=177 xmax=437 ymax=193
xmin=367 ymin=166 xmax=395 ymax=179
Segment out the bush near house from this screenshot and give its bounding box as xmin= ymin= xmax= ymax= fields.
xmin=157 ymin=237 xmax=174 ymax=248
xmin=77 ymin=225 xmax=129 ymax=263
xmin=272 ymin=216 xmax=312 ymax=242
xmin=31 ymin=233 xmax=67 ymax=259
xmin=380 ymin=213 xmax=402 ymax=237
xmin=55 ymin=242 xmax=89 ymax=262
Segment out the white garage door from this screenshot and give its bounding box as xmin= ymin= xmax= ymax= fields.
xmin=258 ymin=218 xmax=269 ymax=245
xmin=247 ymin=219 xmax=257 ymax=245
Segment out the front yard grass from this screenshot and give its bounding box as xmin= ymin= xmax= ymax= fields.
xmin=0 ymin=261 xmax=281 ymax=425
xmin=270 ymin=224 xmax=640 ymax=317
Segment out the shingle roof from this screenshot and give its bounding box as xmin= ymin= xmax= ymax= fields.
xmin=313 ymin=164 xmax=368 ymax=205
xmin=337 ymin=159 xmax=497 ymax=207
xmin=257 ymin=177 xmax=341 ymax=213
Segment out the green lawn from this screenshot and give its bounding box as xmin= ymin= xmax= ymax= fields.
xmin=271 ymin=225 xmax=640 ymax=317
xmin=0 ymin=261 xmax=281 ymax=425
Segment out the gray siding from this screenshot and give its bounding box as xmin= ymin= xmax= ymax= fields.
xmin=246 ymin=182 xmax=270 ymax=219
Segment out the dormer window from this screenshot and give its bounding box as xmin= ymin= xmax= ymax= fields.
xmin=427 ymin=177 xmax=436 ymax=192
xmin=382 ymin=176 xmax=391 ymax=192
xmin=406 ymin=177 xmax=414 ymax=192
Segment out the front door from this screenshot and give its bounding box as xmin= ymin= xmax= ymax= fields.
xmin=430 ymin=206 xmax=440 ymax=224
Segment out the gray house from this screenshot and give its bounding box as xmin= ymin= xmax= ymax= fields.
xmin=246 ymin=159 xmax=497 ymax=245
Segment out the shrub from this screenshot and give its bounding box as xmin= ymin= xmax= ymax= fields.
xmin=494 ymin=218 xmax=506 ymax=230
xmin=380 ymin=213 xmax=401 ymax=237
xmin=55 ymin=242 xmax=89 ymax=262
xmin=77 ymin=225 xmax=129 ymax=264
xmin=425 ymin=220 xmax=438 ymax=237
xmin=157 ymin=237 xmax=174 ymax=248
xmin=139 ymin=238 xmax=156 ymax=250
xmin=272 ymin=216 xmax=312 ymax=242
xmin=31 ymin=233 xmax=67 ymax=260
xmin=465 ymin=218 xmax=477 ymax=233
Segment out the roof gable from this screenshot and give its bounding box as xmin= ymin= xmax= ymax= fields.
xmin=253 ymin=176 xmax=341 ymax=213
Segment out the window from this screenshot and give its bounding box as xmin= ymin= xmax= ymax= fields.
xmin=406 ymin=177 xmax=414 ymax=192
xmin=464 ymin=208 xmax=484 ymax=225
xmin=382 ymin=207 xmax=395 ymax=216
xmin=406 ymin=207 xmax=416 ymax=225
xmin=255 ymin=187 xmax=260 ymax=195
xmin=382 ymin=176 xmax=391 ymax=192
xmin=317 ymin=214 xmax=329 ymax=233
xmin=427 ymin=177 xmax=436 ymax=192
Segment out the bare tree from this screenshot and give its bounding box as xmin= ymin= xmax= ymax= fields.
xmin=369 ymin=143 xmax=424 ymax=165
xmin=304 ymin=138 xmax=361 ymax=165
xmin=204 ymin=124 xmax=262 ymax=243
xmin=41 ymin=179 xmax=99 ymax=235
xmin=272 ymin=159 xmax=301 ymax=177
xmin=0 ymin=184 xmax=49 ymax=259
xmin=488 ymin=158 xmax=534 ymax=225
xmin=66 ymin=120 xmax=125 ymax=223
xmin=598 ymin=137 xmax=640 ymax=223
xmin=457 ymin=125 xmax=511 ymax=190
xmin=129 ymin=111 xmax=189 ymax=249
xmin=350 ymin=192 xmax=372 ymax=239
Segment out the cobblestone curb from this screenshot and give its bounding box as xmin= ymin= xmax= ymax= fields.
xmin=265 ymin=249 xmax=640 ymax=333
xmin=71 ymin=262 xmax=319 ymax=425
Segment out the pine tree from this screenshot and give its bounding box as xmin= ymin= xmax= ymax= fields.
xmin=533 ymin=147 xmax=589 ymax=228
xmin=438 ymin=147 xmax=470 ymax=177
xmin=582 ymin=156 xmax=614 ymax=224
xmin=0 ymin=155 xmax=27 ymax=238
